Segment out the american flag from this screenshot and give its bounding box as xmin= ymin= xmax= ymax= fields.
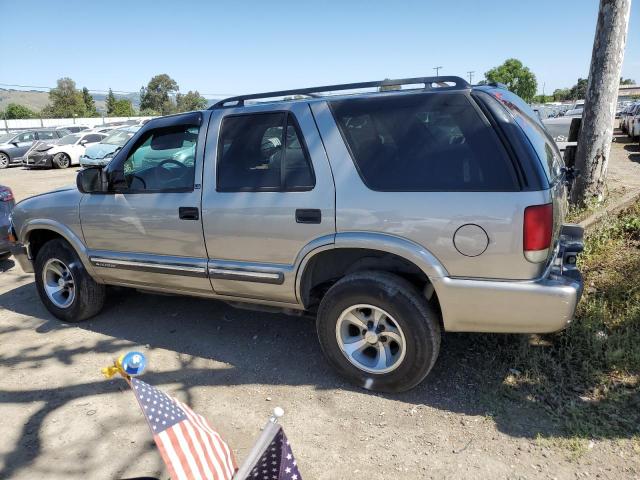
xmin=130 ymin=377 xmax=238 ymax=480
xmin=246 ymin=426 xmax=302 ymax=480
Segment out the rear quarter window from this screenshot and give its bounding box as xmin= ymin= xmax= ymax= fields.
xmin=489 ymin=90 xmax=563 ymax=183
xmin=330 ymin=92 xmax=518 ymax=191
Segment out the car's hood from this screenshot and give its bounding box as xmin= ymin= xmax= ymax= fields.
xmin=16 ymin=185 xmax=76 ymax=206
xmin=82 ymin=143 xmax=119 ymax=159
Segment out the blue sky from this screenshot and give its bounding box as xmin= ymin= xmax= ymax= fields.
xmin=0 ymin=0 xmax=638 ymax=98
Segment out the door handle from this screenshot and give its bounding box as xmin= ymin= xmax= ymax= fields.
xmin=179 ymin=206 xmax=199 ymax=220
xmin=295 ymin=209 xmax=321 ymax=224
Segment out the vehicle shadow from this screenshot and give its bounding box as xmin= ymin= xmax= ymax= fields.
xmin=0 ymin=278 xmax=624 ymax=476
xmin=624 ymin=142 xmax=639 ymax=163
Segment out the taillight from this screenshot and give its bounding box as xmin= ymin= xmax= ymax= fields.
xmin=0 ymin=186 xmax=13 ymax=202
xmin=524 ymin=203 xmax=553 ymax=263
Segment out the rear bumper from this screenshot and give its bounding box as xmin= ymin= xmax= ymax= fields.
xmin=436 ymin=224 xmax=584 ymax=334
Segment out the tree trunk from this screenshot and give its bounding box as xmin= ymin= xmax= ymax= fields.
xmin=570 ymin=0 xmax=632 ymax=206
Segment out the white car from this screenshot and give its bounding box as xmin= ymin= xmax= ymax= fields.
xmin=23 ymin=131 xmax=107 ymax=169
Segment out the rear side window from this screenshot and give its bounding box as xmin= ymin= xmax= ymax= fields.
xmin=330 ymin=93 xmax=518 ymax=191
xmin=217 ymin=112 xmax=315 ymax=192
xmin=37 ymin=131 xmax=57 ymax=140
xmin=490 ymin=89 xmax=563 ymax=182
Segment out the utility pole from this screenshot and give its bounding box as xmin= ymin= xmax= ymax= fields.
xmin=571 ymin=0 xmax=631 ymax=205
xmin=433 ymin=66 xmax=443 ymax=77
xmin=467 ymin=71 xmax=475 ymax=84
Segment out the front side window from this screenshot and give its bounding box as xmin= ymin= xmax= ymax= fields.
xmin=217 ymin=112 xmax=314 ymax=191
xmin=121 ymin=125 xmax=198 ymax=192
xmin=331 ymin=93 xmax=517 ymax=191
xmin=17 ymin=132 xmax=35 ymax=142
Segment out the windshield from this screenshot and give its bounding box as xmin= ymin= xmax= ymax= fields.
xmin=59 ymin=134 xmax=80 ymax=145
xmin=0 ymin=133 xmax=16 ymax=143
xmin=101 ymin=129 xmax=135 ymax=146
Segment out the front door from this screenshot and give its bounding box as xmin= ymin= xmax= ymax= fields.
xmin=10 ymin=131 xmax=36 ymax=160
xmin=201 ymin=103 xmax=336 ymax=304
xmin=80 ymin=116 xmax=212 ymax=294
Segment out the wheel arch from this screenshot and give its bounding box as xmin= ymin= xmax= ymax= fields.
xmin=22 ymin=220 xmax=101 ymax=280
xmin=296 ymin=232 xmax=448 ymax=313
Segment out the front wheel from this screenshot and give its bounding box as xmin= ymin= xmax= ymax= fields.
xmin=52 ymin=153 xmax=70 ymax=169
xmin=34 ymin=238 xmax=105 ymax=322
xmin=316 ymin=271 xmax=441 ymax=393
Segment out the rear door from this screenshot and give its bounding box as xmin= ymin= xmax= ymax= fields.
xmin=201 ymin=102 xmax=335 ymax=303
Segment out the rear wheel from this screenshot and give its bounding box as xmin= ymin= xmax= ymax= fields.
xmin=52 ymin=153 xmax=70 ymax=169
xmin=0 ymin=153 xmax=9 ymax=169
xmin=34 ymin=238 xmax=105 ymax=322
xmin=316 ymin=271 xmax=441 ymax=392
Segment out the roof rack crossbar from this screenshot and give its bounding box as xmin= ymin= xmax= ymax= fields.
xmin=210 ymin=76 xmax=470 ymax=109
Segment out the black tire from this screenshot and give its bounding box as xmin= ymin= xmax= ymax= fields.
xmin=316 ymin=271 xmax=441 ymax=393
xmin=34 ymin=238 xmax=105 ymax=322
xmin=0 ymin=152 xmax=9 ymax=169
xmin=52 ymin=153 xmax=70 ymax=169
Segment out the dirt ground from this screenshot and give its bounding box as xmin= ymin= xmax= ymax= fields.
xmin=1 ymin=141 xmax=639 ymax=480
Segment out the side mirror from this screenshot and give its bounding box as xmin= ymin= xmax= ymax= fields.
xmin=77 ymin=167 xmax=108 ymax=194
xmin=11 ymin=141 xmax=20 ymax=147
xmin=79 ymin=139 xmax=88 ymax=146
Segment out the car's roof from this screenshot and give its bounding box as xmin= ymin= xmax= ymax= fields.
xmin=206 ymin=76 xmax=475 ymax=112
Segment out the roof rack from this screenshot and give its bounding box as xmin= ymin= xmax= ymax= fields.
xmin=210 ymin=76 xmax=470 ymax=109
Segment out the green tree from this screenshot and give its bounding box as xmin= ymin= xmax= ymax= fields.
xmin=176 ymin=90 xmax=207 ymax=112
xmin=552 ymin=88 xmax=571 ymax=101
xmin=484 ymin=58 xmax=537 ymax=102
xmin=110 ymin=99 xmax=135 ymax=117
xmin=569 ymin=78 xmax=588 ymax=100
xmin=106 ymin=88 xmax=117 ymax=116
xmin=43 ymin=77 xmax=87 ymax=118
xmin=140 ymin=74 xmax=179 ymax=115
xmin=82 ymin=87 xmax=98 ymax=117
xmin=3 ymin=103 xmax=37 ymax=119
xmin=620 ymin=77 xmax=636 ymax=85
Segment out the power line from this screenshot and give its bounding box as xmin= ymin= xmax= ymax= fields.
xmin=467 ymin=71 xmax=475 ymax=84
xmin=433 ymin=66 xmax=443 ymax=77
xmin=0 ymin=82 xmax=238 ymax=98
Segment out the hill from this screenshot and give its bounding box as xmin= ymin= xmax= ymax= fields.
xmin=0 ymin=89 xmax=217 ymax=115
xmin=0 ymin=89 xmax=142 ymax=115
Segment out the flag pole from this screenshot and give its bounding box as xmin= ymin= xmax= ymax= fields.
xmin=233 ymin=408 xmax=284 ymax=480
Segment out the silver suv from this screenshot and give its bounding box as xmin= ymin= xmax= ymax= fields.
xmin=9 ymin=77 xmax=584 ymax=392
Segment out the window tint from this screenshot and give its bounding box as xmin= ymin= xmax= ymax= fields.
xmin=330 ymin=93 xmax=517 ymax=191
xmin=217 ymin=113 xmax=314 ymax=191
xmin=83 ymin=134 xmax=104 ymax=143
xmin=122 ymin=125 xmax=198 ymax=192
xmin=37 ymin=131 xmax=57 ymax=140
xmin=490 ymin=89 xmax=563 ymax=182
xmin=17 ymin=132 xmax=35 ymax=142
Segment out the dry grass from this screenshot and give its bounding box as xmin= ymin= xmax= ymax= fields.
xmin=478 ymin=200 xmax=640 ymax=440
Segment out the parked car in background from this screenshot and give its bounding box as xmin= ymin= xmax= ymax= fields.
xmin=55 ymin=125 xmax=89 ymax=134
xmin=0 ymin=185 xmax=15 ymax=260
xmin=24 ymin=131 xmax=107 ymax=169
xmin=0 ymin=129 xmax=68 ymax=169
xmin=9 ymin=77 xmax=583 ymax=393
xmin=630 ymin=105 xmax=640 ymax=141
xmin=79 ymin=126 xmax=140 ymax=167
xmin=620 ymin=103 xmax=639 ymax=134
